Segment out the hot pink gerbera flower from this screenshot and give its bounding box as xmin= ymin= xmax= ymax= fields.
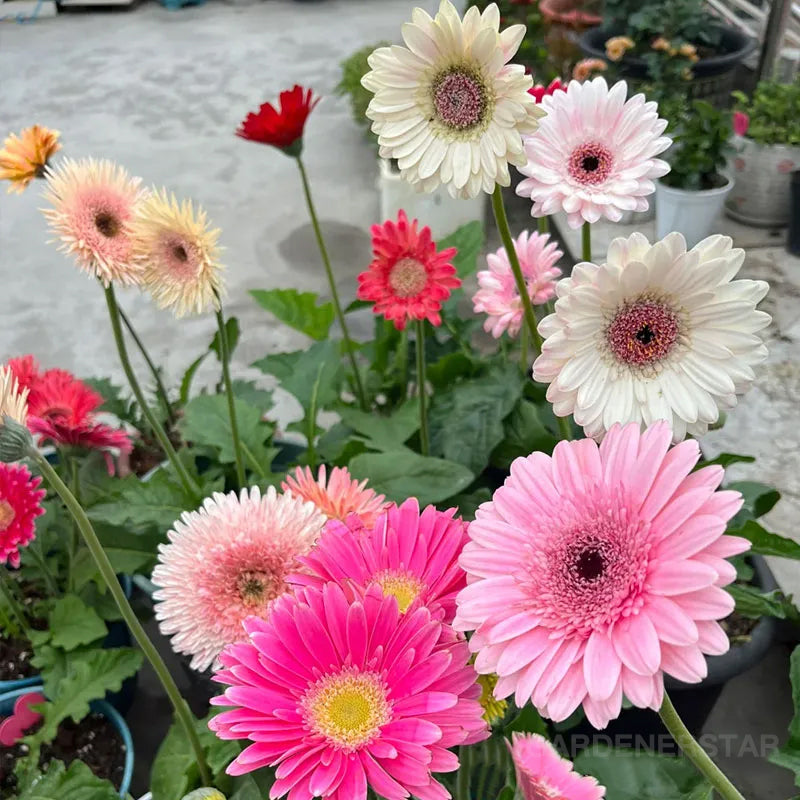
xmin=290 ymin=498 xmax=468 ymax=623
xmin=209 ymin=582 xmax=488 ymax=799
xmin=517 ymin=78 xmax=671 ymax=228
xmin=472 ymin=230 xmax=562 ymax=339
xmin=455 ymin=421 xmax=748 ymax=730
xmin=0 ymin=463 xmax=46 ymax=568
xmin=357 ymin=210 xmax=460 ymax=331
xmin=152 ymin=486 xmax=326 ymax=672
xmin=510 ymin=733 xmax=605 ymax=800
xmin=281 ymin=465 xmax=389 ymax=528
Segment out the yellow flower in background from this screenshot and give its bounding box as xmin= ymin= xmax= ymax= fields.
xmin=477 ymin=672 xmax=508 ymax=725
xmin=679 ymin=42 xmax=698 ymax=58
xmin=605 ymin=36 xmax=634 ymax=62
xmin=651 ymin=36 xmax=671 ymax=52
xmin=0 ymin=125 xmax=61 ymax=194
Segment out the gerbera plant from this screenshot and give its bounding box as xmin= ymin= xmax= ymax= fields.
xmin=0 ymin=125 xmax=60 ymax=194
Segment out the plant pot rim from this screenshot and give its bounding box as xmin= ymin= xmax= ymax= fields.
xmin=734 ymin=134 xmax=800 ymax=151
xmin=0 ymin=682 xmax=134 ymax=797
xmin=656 ymin=174 xmax=733 ymax=196
xmin=539 ymin=0 xmax=602 ymax=27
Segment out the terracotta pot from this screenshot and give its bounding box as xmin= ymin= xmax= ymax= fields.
xmin=540 ymin=0 xmax=601 ymax=29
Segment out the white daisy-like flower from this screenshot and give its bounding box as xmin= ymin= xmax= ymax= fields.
xmin=533 ymin=232 xmax=771 ymax=442
xmin=362 ymin=0 xmax=543 ymax=199
xmin=516 ymin=77 xmax=672 ymax=228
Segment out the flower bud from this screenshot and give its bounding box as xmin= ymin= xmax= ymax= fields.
xmin=0 ymin=416 xmax=34 ymax=463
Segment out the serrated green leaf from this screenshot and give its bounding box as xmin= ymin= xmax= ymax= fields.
xmin=250 ymin=288 xmax=335 ymax=341
xmin=728 ymin=584 xmax=800 ymax=621
xmin=16 ymin=759 xmax=120 ymax=800
xmin=48 ymin=594 xmax=106 ymax=650
xmin=210 ymin=316 xmax=240 ymax=361
xmin=727 ymin=481 xmax=780 ymax=519
xmin=770 ymin=646 xmax=800 ymax=786
xmin=438 ymin=221 xmax=484 ymax=278
xmin=729 ymin=519 xmax=800 ymax=559
xmin=348 ymin=451 xmax=473 ymax=506
xmin=337 ymin=402 xmax=419 ymax=452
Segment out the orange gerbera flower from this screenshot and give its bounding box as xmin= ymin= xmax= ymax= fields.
xmin=0 ymin=125 xmax=61 ymax=194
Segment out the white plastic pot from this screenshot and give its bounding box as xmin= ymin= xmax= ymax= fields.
xmin=655 ymin=176 xmax=734 ymax=248
xmin=378 ymin=159 xmax=485 ymax=239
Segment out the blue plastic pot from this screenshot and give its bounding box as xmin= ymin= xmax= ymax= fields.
xmin=0 ymin=683 xmax=134 ymax=797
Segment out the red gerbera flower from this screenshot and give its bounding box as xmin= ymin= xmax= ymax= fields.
xmin=0 ymin=463 xmax=45 ymax=568
xmin=236 ymin=85 xmax=320 ymax=156
xmin=6 ymin=356 xmax=41 ymax=406
xmin=357 ymin=210 xmax=460 ymax=330
xmin=528 ymin=78 xmax=567 ymax=103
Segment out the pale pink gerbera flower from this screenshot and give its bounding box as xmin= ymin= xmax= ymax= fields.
xmin=455 ymin=422 xmax=749 ymax=730
xmin=152 ymin=486 xmax=326 ymax=672
xmin=291 ymin=498 xmax=468 ymax=622
xmin=282 ymin=465 xmax=389 ymax=527
xmin=516 ymin=77 xmax=671 ymax=228
xmin=473 ymin=230 xmax=562 ymax=339
xmin=42 ymin=158 xmax=146 ymax=285
xmin=210 ymin=583 xmax=488 ymax=799
xmin=510 ymin=733 xmax=605 ymax=800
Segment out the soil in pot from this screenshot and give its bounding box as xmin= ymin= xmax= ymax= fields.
xmin=0 ymin=636 xmax=36 ymax=683
xmin=0 ymin=712 xmax=126 ymax=793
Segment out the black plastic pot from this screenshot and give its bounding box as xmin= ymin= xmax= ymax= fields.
xmin=559 ymin=555 xmax=778 ymax=756
xmin=580 ymin=25 xmax=757 ymax=107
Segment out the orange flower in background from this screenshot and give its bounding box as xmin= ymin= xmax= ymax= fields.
xmin=0 ymin=125 xmax=61 ymax=194
xmin=651 ymin=36 xmax=671 ymax=52
xmin=572 ymin=58 xmax=608 ymax=81
xmin=605 ymin=35 xmax=634 ymax=62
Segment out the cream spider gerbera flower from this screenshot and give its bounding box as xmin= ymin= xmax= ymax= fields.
xmin=362 ymin=0 xmax=543 ymax=199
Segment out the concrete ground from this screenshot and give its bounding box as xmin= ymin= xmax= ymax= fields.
xmin=1 ymin=1 xmax=799 ymax=797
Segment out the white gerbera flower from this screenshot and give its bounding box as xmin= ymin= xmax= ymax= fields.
xmin=533 ymin=233 xmax=771 ymax=442
xmin=362 ymin=0 xmax=543 ymax=199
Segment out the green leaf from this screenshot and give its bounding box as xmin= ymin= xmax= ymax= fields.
xmin=727 ymin=481 xmax=780 ymax=519
xmin=16 ymin=759 xmax=120 ymax=800
xmin=180 ymin=354 xmax=208 ymax=406
xmin=210 ymin=316 xmax=240 ymax=361
xmin=82 ymin=377 xmax=132 ymax=422
xmin=729 ymin=519 xmax=800 ymax=559
xmin=348 ymin=451 xmax=474 ymax=507
xmin=699 ymin=452 xmax=756 ymax=469
xmin=497 ymin=787 xmax=515 ymax=800
xmin=337 ymin=402 xmax=419 ymax=452
xmin=506 ymin=703 xmax=548 ymax=736
xmin=769 ymin=645 xmax=800 ymax=786
xmin=426 ymin=352 xmax=478 ymax=389
xmin=48 ymin=594 xmax=106 ymax=650
xmin=728 ymin=584 xmax=800 ymax=621
xmin=429 ymin=366 xmax=522 ymax=474
xmin=491 ymin=398 xmax=559 ymax=468
xmin=250 ymin=288 xmax=335 ymax=341
xmin=151 ymin=715 xmax=195 ymax=800
xmin=232 ymin=380 xmax=273 ymax=413
xmin=72 ymin=547 xmax=155 ymax=590
xmin=574 ymin=747 xmax=713 ymax=799
xmin=447 ymin=487 xmax=492 ymax=520
xmin=438 ymin=221 xmax=484 ymax=278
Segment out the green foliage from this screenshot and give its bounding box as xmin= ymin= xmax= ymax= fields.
xmin=506 ymin=703 xmax=548 ymax=736
xmin=335 ymin=42 xmax=389 ymax=146
xmin=770 ymin=645 xmax=800 ymax=785
xmin=14 ymin=759 xmax=120 ymax=800
xmin=698 ymin=451 xmax=755 ymax=469
xmin=249 ymin=289 xmax=335 ymax=341
xmin=733 ymin=79 xmax=800 ymax=146
xmin=491 ymin=398 xmax=558 ymax=469
xmin=604 ymin=0 xmax=719 ymax=50
xmin=727 ymin=481 xmax=781 ymax=525
xmin=728 ymin=519 xmax=800 ymax=560
xmin=337 ymin=402 xmax=419 ymax=452
xmin=209 ymin=316 xmax=240 ymax=361
xmin=47 ymin=594 xmax=106 ymax=650
xmin=728 ymin=584 xmax=799 ymax=622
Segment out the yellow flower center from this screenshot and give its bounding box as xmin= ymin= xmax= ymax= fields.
xmin=303 ymin=669 xmax=391 ymax=751
xmin=477 ymin=672 xmax=508 ymax=725
xmin=372 ymin=569 xmax=424 ymax=613
xmin=0 ymin=500 xmax=15 ymax=532
xmin=388 ymin=257 xmax=428 ymax=298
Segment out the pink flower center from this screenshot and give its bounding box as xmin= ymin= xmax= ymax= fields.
xmin=157 ymin=233 xmax=198 ymax=281
xmin=236 ymin=570 xmax=279 ymax=607
xmin=302 ymin=667 xmax=392 ymax=751
xmin=433 ymin=69 xmax=487 ymax=130
xmin=0 ymin=501 xmax=15 ymax=532
xmin=371 ymin=569 xmax=424 ymax=613
xmin=94 ymin=211 xmax=121 ymax=238
xmin=389 ymin=257 xmax=428 ymax=298
xmin=606 ymin=299 xmax=680 ymax=366
xmin=568 ymin=141 xmax=613 ymax=185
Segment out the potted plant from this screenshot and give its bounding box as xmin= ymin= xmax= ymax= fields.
xmin=655 ymin=99 xmax=733 ymax=246
xmin=726 ymin=79 xmax=800 ymax=227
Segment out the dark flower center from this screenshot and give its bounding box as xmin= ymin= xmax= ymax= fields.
xmin=568 ymin=142 xmax=613 ymax=185
xmin=236 ymin=570 xmax=277 ymax=607
xmin=95 ymin=212 xmax=120 ymax=238
xmin=432 ymin=69 xmax=487 ymax=131
xmin=582 ymin=155 xmax=600 ymax=172
xmin=574 ymin=548 xmax=605 ymax=582
xmin=607 ymin=298 xmax=680 ymax=366
xmin=173 ymin=244 xmax=189 ymax=263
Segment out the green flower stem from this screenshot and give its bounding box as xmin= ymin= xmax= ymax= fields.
xmin=659 ymin=691 xmax=745 ymax=800
xmin=295 ymin=157 xmax=368 ymax=411
xmin=117 ymin=304 xmax=175 ymax=426
xmin=396 ymin=329 xmax=409 ymax=396
xmin=104 ymin=285 xmax=200 ymax=502
xmin=0 ymin=571 xmax=30 ymax=638
xmin=581 ymin=221 xmax=592 ymax=262
xmin=491 ymin=185 xmax=543 ymax=355
xmin=557 ymin=414 xmax=573 ymax=441
xmin=520 ymin=325 xmax=529 ymax=374
xmin=30 ymin=449 xmax=212 ymax=786
xmin=415 ymin=319 xmax=430 ymax=456
xmin=456 ymin=742 xmax=473 ymax=800
xmin=68 ymin=456 xmax=80 ymax=593
xmin=214 ymin=303 xmax=246 ymax=488
xmin=537 ymin=215 xmax=550 ymax=235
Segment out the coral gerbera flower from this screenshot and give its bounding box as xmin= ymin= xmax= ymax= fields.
xmin=529 ymin=78 xmax=566 ymax=103
xmin=290 ymin=498 xmax=468 ymax=622
xmin=357 ymin=210 xmax=460 ymax=330
xmin=572 ymin=58 xmax=608 ymax=82
xmin=281 ymin=465 xmax=388 ymax=527
xmin=152 ymin=486 xmax=326 ymax=672
xmin=363 ymin=0 xmax=543 ymax=198
xmin=455 ymin=422 xmax=749 ymax=729
xmin=209 ymin=582 xmax=488 ymax=798
xmin=237 ymin=85 xmax=320 ymax=156
xmin=473 ymin=230 xmax=562 ymax=339
xmin=0 ymin=463 xmax=45 ymax=568
xmin=0 ymin=367 xmax=29 ymax=428
xmin=132 ymin=188 xmax=224 ymax=318
xmin=510 ymin=733 xmax=606 ymax=800
xmin=42 ymin=158 xmax=146 ymax=285
xmin=533 ymin=232 xmax=771 ymax=442
xmin=0 ymin=125 xmax=61 ymax=194
xmin=517 ymin=77 xmax=671 ymax=228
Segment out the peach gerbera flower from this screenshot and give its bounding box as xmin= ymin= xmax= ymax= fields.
xmin=42 ymin=158 xmax=146 ymax=286
xmin=0 ymin=125 xmax=61 ymax=194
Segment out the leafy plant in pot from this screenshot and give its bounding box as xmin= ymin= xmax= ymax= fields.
xmin=726 ymin=79 xmax=800 ymax=227
xmin=656 ymin=99 xmax=733 ymax=247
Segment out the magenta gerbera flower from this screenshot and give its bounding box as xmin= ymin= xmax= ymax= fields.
xmin=210 ymin=583 xmax=488 ymax=799
xmin=454 ymin=421 xmax=748 ymax=729
xmin=0 ymin=463 xmax=46 ymax=568
xmin=290 ymin=498 xmax=469 ymax=622
xmin=510 ymin=733 xmax=605 ymax=800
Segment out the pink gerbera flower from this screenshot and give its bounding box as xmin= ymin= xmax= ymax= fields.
xmin=209 ymin=582 xmax=488 ymax=799
xmin=281 ymin=465 xmax=389 ymax=527
xmin=510 ymin=733 xmax=605 ymax=800
xmin=517 ymin=77 xmax=671 ymax=228
xmin=528 ymin=78 xmax=566 ymax=103
xmin=0 ymin=463 xmax=46 ymax=568
xmin=357 ymin=210 xmax=460 ymax=331
xmin=290 ymin=498 xmax=468 ymax=622
xmin=455 ymin=421 xmax=749 ymax=730
xmin=472 ymin=230 xmax=562 ymax=339
xmin=152 ymin=486 xmax=326 ymax=672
